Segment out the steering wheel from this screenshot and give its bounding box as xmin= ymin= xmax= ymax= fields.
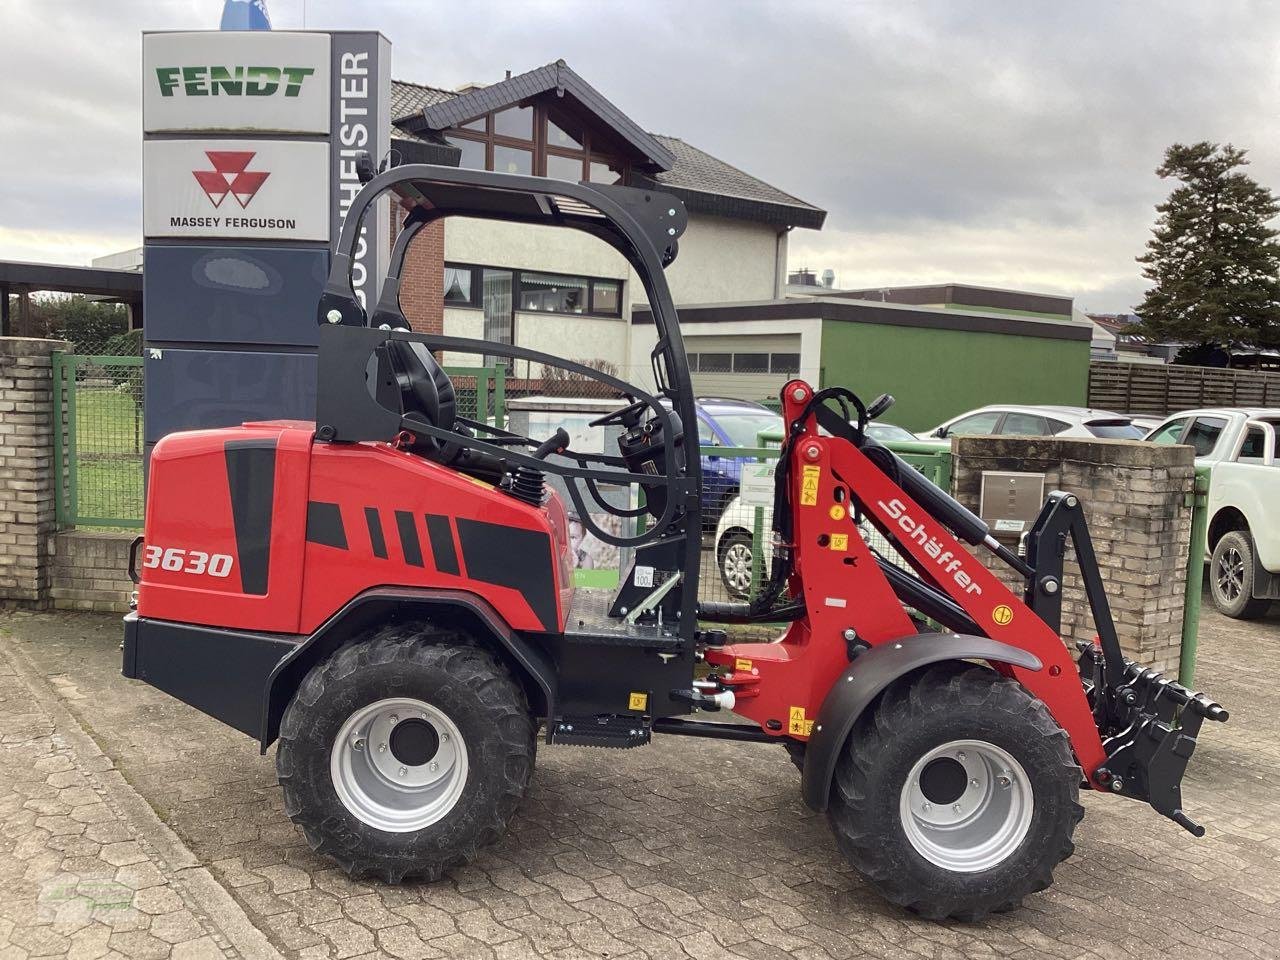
xmin=589 ymin=397 xmax=650 ymax=429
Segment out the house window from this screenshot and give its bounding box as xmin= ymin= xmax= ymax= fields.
xmin=591 ymin=280 xmax=621 ymax=316
xmin=520 ymin=273 xmax=588 ymax=314
xmin=444 ymin=102 xmax=629 ymax=183
xmin=699 ymin=353 xmax=731 ymax=372
xmin=443 ymin=266 xmax=473 ymax=305
xmin=733 ymin=353 xmax=769 ymax=373
xmin=445 ymin=263 xmax=624 ymax=319
xmin=771 ymin=353 xmax=800 ymax=373
xmin=686 ymin=353 xmax=700 ymax=372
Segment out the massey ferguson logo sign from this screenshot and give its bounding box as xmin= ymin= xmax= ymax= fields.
xmin=144 ymin=139 xmax=329 ymax=240
xmin=192 ymin=151 xmax=269 ymax=208
xmin=144 ymin=32 xmax=330 ymax=133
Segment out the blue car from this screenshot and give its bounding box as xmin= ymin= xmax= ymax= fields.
xmin=692 ymin=397 xmax=783 ymax=524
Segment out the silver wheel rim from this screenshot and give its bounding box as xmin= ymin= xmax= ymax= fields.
xmin=330 ymin=697 xmax=468 ymax=833
xmin=899 ymin=739 xmax=1033 ymax=873
xmin=1215 ymin=544 xmax=1245 ymax=601
xmin=723 ymin=541 xmax=753 ymax=593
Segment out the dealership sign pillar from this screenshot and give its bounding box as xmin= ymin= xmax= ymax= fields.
xmin=140 ymin=30 xmax=390 ymax=454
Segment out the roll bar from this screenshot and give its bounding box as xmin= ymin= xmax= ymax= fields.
xmin=314 ymin=165 xmax=703 ymax=617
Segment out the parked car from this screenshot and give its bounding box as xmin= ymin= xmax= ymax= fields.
xmin=919 ymin=405 xmax=1147 ymax=441
xmin=1145 ymin=407 xmax=1280 ymax=619
xmin=690 ymin=397 xmax=783 ymax=523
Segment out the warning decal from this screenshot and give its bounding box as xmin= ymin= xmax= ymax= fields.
xmin=801 ymin=465 xmax=821 ymax=506
xmin=734 ymin=658 xmax=754 ymax=672
xmin=788 ymin=706 xmax=815 ymax=736
xmin=830 ymin=533 xmax=848 ymax=551
xmin=628 ymin=692 xmax=649 ymax=711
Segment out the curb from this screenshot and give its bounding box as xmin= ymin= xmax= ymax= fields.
xmin=2 ymin=636 xmax=286 ymax=960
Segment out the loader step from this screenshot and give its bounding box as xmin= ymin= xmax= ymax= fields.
xmin=550 ymin=714 xmax=651 ymax=748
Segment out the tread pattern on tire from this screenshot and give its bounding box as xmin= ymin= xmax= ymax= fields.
xmin=827 ymin=663 xmax=1084 ymax=921
xmin=275 ymin=623 xmax=534 ymax=883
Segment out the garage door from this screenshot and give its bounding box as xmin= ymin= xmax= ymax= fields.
xmin=685 ymin=334 xmax=801 ymax=404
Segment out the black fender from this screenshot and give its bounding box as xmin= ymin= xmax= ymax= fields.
xmin=259 ymin=587 xmax=557 ymax=752
xmin=799 ymin=633 xmax=1042 ymax=811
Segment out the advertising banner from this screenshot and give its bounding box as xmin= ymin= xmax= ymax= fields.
xmin=144 ymin=139 xmax=330 ymax=241
xmin=143 ymin=31 xmax=331 ymax=134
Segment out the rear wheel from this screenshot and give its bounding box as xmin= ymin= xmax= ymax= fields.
xmin=1209 ymin=530 xmax=1272 ymax=620
xmin=827 ymin=665 xmax=1082 ymax=920
xmin=276 ymin=625 xmax=534 ymax=882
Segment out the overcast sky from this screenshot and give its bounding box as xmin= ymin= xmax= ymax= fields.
xmin=2 ymin=0 xmax=1277 ymax=313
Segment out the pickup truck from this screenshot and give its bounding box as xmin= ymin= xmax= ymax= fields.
xmin=1146 ymin=407 xmax=1280 ymax=619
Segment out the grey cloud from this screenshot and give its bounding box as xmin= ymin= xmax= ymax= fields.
xmin=2 ymin=0 xmax=1277 ymax=311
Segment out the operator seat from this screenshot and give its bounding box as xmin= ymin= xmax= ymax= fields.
xmin=384 ymin=339 xmax=459 ymax=462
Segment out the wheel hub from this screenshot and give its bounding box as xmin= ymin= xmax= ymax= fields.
xmin=330 ymin=697 xmax=468 ymax=833
xmin=899 ymin=739 xmax=1033 ymax=872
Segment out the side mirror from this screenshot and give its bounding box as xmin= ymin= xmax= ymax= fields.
xmin=934 ymin=427 xmax=948 ymax=439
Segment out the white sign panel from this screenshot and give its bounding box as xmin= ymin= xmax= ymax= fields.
xmin=144 ymin=139 xmax=330 ymax=241
xmin=740 ymin=462 xmax=777 ymax=507
xmin=144 ymin=31 xmax=331 ymax=134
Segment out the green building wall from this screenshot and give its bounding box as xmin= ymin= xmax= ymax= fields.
xmin=819 ymin=320 xmax=1090 ymax=432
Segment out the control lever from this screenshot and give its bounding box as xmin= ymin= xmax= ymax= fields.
xmin=867 ymin=393 xmax=895 ymax=420
xmin=532 ymin=428 xmax=571 ymax=460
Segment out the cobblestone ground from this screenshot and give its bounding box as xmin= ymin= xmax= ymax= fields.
xmin=0 ymin=627 xmax=280 ymax=960
xmin=2 ymin=597 xmax=1278 ymax=960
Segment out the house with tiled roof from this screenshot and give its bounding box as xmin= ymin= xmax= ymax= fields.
xmin=382 ymin=60 xmax=825 ymax=383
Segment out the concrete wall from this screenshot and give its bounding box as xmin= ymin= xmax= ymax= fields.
xmin=821 ymin=319 xmax=1091 ymax=432
xmin=662 ymin=215 xmax=784 ymax=306
xmin=952 ymin=435 xmax=1196 ymax=677
xmin=50 ymin=530 xmax=133 ymax=613
xmin=0 ymin=337 xmax=65 ymax=607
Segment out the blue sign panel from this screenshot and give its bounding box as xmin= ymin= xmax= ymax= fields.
xmin=144 ymin=245 xmax=328 ymax=347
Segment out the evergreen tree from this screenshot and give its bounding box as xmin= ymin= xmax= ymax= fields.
xmin=1134 ymin=142 xmax=1280 ymax=355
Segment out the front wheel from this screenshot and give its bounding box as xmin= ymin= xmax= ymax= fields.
xmin=1209 ymin=529 xmax=1272 ymax=620
xmin=276 ymin=626 xmax=535 ymax=882
xmin=827 ymin=665 xmax=1082 ymax=920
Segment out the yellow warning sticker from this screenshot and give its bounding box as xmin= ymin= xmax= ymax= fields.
xmin=788 ymin=706 xmax=815 ymax=737
xmin=830 ymin=533 xmax=849 ymax=551
xmin=734 ymin=658 xmax=754 ymax=672
xmin=628 ymin=692 xmax=649 ymax=711
xmin=801 ymin=465 xmax=821 ymax=506
xmin=828 ymin=504 xmax=846 ymax=521
xmin=992 ymin=604 xmax=1014 ymax=626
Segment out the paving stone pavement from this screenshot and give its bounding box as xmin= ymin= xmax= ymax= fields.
xmin=0 ymin=623 xmax=283 ymax=960
xmin=1 ymin=596 xmax=1278 ymax=960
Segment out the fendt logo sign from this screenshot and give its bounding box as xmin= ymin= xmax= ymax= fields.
xmin=155 ymin=65 xmax=315 ymax=99
xmin=192 ymin=151 xmax=269 ymax=208
xmin=144 ymin=32 xmax=330 ymax=134
xmin=144 ymin=139 xmax=330 ymax=241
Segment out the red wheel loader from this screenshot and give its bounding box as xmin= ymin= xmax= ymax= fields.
xmin=123 ymin=164 xmax=1226 ymax=919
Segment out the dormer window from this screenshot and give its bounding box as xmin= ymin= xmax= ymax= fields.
xmin=445 ymin=102 xmax=628 ymax=185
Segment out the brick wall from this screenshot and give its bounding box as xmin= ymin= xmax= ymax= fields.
xmin=391 ymin=216 xmax=445 ymax=334
xmin=50 ymin=530 xmax=133 ymax=613
xmin=0 ymin=337 xmax=66 ymax=607
xmin=952 ymin=436 xmax=1196 ymax=677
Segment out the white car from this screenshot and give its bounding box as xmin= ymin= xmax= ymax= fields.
xmin=919 ymin=405 xmax=1147 ymax=441
xmin=1145 ymin=407 xmax=1280 ymax=619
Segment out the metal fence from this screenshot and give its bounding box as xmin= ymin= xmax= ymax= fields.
xmin=51 ymin=356 xmax=506 ymax=529
xmin=53 ymin=354 xmax=145 ymax=529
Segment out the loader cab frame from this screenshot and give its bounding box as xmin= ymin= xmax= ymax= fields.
xmin=313 ymin=164 xmax=703 ymax=642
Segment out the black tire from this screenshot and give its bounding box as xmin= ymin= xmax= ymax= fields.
xmin=828 ymin=664 xmax=1082 ymax=921
xmin=717 ymin=530 xmax=754 ymax=600
xmin=276 ymin=625 xmax=535 ymax=883
xmin=1209 ymin=530 xmax=1272 ymax=620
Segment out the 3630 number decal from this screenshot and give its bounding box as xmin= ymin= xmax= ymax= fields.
xmin=142 ymin=545 xmax=234 ymax=578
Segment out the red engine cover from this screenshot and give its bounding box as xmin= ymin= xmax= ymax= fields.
xmin=137 ymin=421 xmax=573 ymax=637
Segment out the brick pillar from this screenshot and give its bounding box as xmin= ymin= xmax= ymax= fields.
xmin=0 ymin=337 xmax=67 ymax=607
xmin=390 ymin=215 xmax=445 ymax=334
xmin=951 ymin=436 xmax=1195 ymax=677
